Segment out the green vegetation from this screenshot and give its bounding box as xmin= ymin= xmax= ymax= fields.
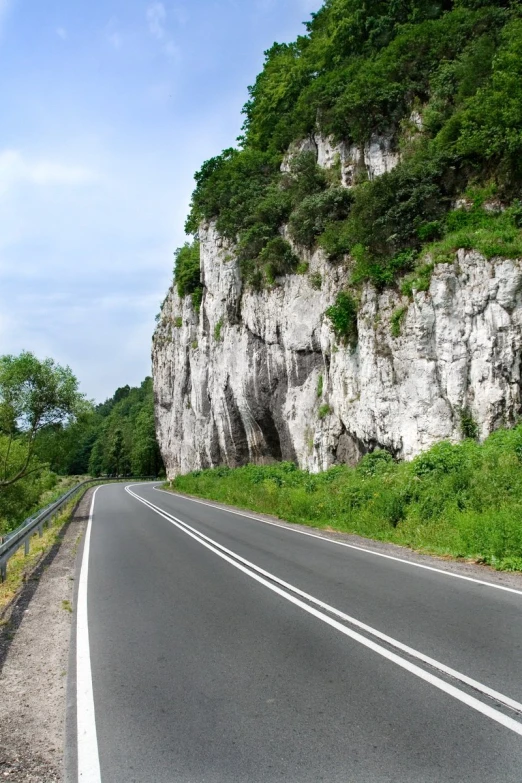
xmin=0 ymin=492 xmax=81 ymax=611
xmin=169 ymin=425 xmax=522 ymax=571
xmin=325 ymin=291 xmax=358 ymax=346
xmin=174 ymin=317 xmax=183 ymax=328
xmin=0 ymin=352 xmax=83 ymax=489
xmin=85 ymin=378 xmax=163 ymax=479
xmin=171 ymin=0 xmax=522 ymax=304
xmin=390 ymin=306 xmax=408 ymax=337
xmin=460 ymin=408 xmax=479 ymax=440
xmin=318 ymin=403 xmax=331 ymax=419
xmin=316 ymin=374 xmax=323 ymax=398
xmin=214 ymin=318 xmax=224 ymax=342
xmin=0 ymin=352 xmax=164 ymax=535
xmin=174 ymin=242 xmax=203 ymax=311
xmin=309 ymin=271 xmax=322 ymax=290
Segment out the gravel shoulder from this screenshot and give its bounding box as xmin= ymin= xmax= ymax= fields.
xmin=0 ymin=489 xmax=92 ymax=783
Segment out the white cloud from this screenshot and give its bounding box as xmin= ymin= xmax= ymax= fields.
xmin=56 ymin=27 xmax=67 ymax=40
xmin=146 ymin=3 xmax=178 ymax=57
xmin=147 ymin=2 xmax=166 ymax=39
xmin=0 ymin=150 xmax=97 ymax=195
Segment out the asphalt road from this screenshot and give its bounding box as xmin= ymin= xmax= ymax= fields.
xmin=69 ymin=482 xmax=522 ymax=782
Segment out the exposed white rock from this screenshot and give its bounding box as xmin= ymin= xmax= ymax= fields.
xmin=313 ymin=133 xmax=400 ymax=186
xmin=153 ymin=225 xmax=522 ymax=478
xmin=410 ymin=110 xmax=423 ymax=130
xmin=281 ymin=137 xmax=317 ymax=172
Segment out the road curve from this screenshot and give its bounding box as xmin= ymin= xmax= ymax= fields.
xmin=67 ymin=482 xmax=522 ymax=783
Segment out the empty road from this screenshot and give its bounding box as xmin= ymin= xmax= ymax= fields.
xmin=67 ymin=482 xmax=522 ymax=782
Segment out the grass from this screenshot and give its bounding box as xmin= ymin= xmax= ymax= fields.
xmin=309 ymin=272 xmax=322 ymax=290
xmin=0 ymin=495 xmax=80 ymax=612
xmin=401 ymin=199 xmax=522 ymax=296
xmin=214 ymin=318 xmax=224 ymax=342
xmin=390 ymin=306 xmax=408 ymax=338
xmin=37 ymin=475 xmax=88 ymax=510
xmin=167 ymin=425 xmax=522 ymax=573
xmin=426 ymin=204 xmax=522 ymax=266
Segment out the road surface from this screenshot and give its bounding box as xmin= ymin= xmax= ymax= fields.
xmin=67 ymin=482 xmax=522 ymax=782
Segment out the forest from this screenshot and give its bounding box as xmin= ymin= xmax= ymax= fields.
xmin=0 ymin=352 xmax=163 ymax=535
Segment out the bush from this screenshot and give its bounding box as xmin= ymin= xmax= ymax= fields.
xmin=461 ymin=408 xmax=479 ymax=439
xmin=325 ymin=291 xmax=358 ymax=346
xmin=357 ymin=449 xmax=394 ymax=477
xmin=169 ymin=422 xmax=522 ymax=571
xmin=318 ymin=220 xmax=352 ymax=261
xmin=174 ymin=242 xmax=201 ymax=299
xmin=288 ymin=187 xmax=353 ymax=248
xmin=260 ymin=237 xmax=299 ymax=284
xmin=413 ymin=441 xmax=468 ymax=477
xmin=390 ymin=306 xmax=408 ymax=338
xmin=309 ymin=272 xmax=322 ymax=289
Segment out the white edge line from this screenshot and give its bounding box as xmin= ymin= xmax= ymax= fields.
xmin=127 ymin=485 xmax=522 ymax=737
xmin=149 ymin=485 xmax=522 ymax=598
xmin=76 ymin=486 xmax=102 ymax=783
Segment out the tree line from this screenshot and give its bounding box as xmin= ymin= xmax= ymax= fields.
xmin=0 ymin=351 xmax=164 ymax=534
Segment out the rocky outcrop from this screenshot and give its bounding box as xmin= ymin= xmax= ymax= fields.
xmin=282 ymin=133 xmax=400 ymax=187
xmin=153 ymin=223 xmax=522 ymax=477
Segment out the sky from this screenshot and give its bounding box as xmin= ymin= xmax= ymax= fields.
xmin=0 ymin=0 xmax=322 ymax=402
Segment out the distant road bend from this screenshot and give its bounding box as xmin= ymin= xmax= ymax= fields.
xmin=68 ymin=482 xmax=522 ymax=783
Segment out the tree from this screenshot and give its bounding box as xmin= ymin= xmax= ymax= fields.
xmin=107 ymin=427 xmax=129 ymax=476
xmin=131 ymin=398 xmax=163 ymax=476
xmin=0 ymin=352 xmax=84 ymax=489
xmin=88 ymin=439 xmax=105 ymax=477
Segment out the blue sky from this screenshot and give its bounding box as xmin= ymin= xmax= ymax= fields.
xmin=0 ymin=0 xmax=322 ymax=402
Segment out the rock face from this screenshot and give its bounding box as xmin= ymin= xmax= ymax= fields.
xmin=153 ymin=224 xmax=522 ymax=477
xmin=282 ymin=133 xmax=400 ymax=186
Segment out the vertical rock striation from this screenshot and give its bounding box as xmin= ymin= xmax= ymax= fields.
xmin=153 ymin=227 xmax=522 ymax=478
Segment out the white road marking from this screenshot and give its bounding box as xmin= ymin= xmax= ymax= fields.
xmin=126 ymin=485 xmax=522 ymax=737
xmin=77 ymin=487 xmax=102 ymax=782
xmin=150 ymin=485 xmax=522 ymax=597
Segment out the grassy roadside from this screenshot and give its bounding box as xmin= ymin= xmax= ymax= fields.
xmin=0 ymin=492 xmax=84 ymax=614
xmin=167 ymin=425 xmax=522 ymax=573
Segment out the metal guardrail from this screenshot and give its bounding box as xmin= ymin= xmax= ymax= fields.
xmin=0 ymin=476 xmax=158 ymax=582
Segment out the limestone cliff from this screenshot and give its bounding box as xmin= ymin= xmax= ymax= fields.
xmin=153 ymin=208 xmax=522 ymax=478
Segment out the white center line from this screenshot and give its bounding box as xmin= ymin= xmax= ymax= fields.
xmin=127 ymin=484 xmax=522 ymax=737
xmin=150 ymin=485 xmax=522 ymax=597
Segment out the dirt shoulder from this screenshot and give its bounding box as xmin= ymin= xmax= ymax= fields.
xmin=0 ymin=489 xmax=92 ymax=782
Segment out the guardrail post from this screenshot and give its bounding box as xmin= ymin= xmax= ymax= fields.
xmin=38 ymin=524 xmax=43 ymax=538
xmin=24 ymin=538 xmax=30 ymax=556
xmin=0 ymin=561 xmax=6 ymax=582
